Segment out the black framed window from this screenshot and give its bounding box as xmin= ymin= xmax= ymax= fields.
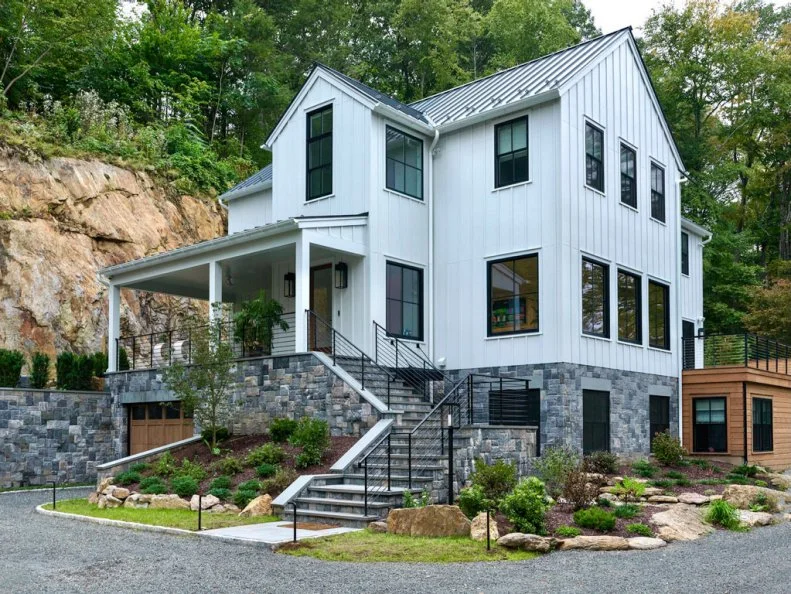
xmin=617 ymin=270 xmax=641 ymax=344
xmin=488 ymin=254 xmax=539 ymax=336
xmin=620 ymin=144 xmax=636 ymax=207
xmin=693 ymin=397 xmax=726 ymax=453
xmin=495 ymin=116 xmax=529 ymax=188
xmin=131 ymin=404 xmax=146 ymax=421
xmin=386 ymin=262 xmax=423 ymax=340
xmin=682 ymin=320 xmax=696 ymax=369
xmin=649 ymin=395 xmax=670 ymax=449
xmin=488 ymin=388 xmax=540 ymax=426
xmin=386 ymin=126 xmax=423 ymax=199
xmin=165 ymin=402 xmax=181 ymax=420
xmin=681 ymin=232 xmax=690 ymax=275
xmin=585 ymin=122 xmax=604 ymax=192
xmin=753 ymin=398 xmax=773 ymax=452
xmin=650 ymin=162 xmax=665 ymax=222
xmin=583 ymin=390 xmax=610 ymax=454
xmin=306 ymin=105 xmax=333 ymax=200
xmin=648 ymin=280 xmax=670 ymax=350
xmin=582 ymin=258 xmax=609 ymax=338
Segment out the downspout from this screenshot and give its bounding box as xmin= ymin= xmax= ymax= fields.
xmin=743 ymin=381 xmax=749 ymax=464
xmin=425 ymin=115 xmax=440 ymax=362
xmin=677 ymin=175 xmax=687 ymax=447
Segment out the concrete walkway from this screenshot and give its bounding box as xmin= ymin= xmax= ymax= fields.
xmin=203 ymin=521 xmax=357 ymax=545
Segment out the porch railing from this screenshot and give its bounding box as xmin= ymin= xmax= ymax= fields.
xmin=116 ymin=312 xmax=295 ymax=371
xmin=682 ymin=333 xmax=791 ymax=375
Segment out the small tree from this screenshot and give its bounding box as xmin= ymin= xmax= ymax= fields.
xmin=163 ymin=306 xmax=235 ymax=453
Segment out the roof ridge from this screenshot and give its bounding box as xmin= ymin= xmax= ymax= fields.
xmin=410 ymin=27 xmax=632 ymax=107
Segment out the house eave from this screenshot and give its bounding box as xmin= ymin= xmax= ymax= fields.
xmin=434 ymin=89 xmax=561 ymax=134
xmin=220 ymin=180 xmax=272 ymax=202
xmin=681 ymin=217 xmax=711 ymax=238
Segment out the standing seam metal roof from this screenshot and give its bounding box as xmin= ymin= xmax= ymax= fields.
xmin=223 ymin=163 xmax=272 ymax=197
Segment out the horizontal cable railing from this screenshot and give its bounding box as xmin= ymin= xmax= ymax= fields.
xmin=307 ymin=310 xmax=396 ymax=408
xmin=117 ymin=312 xmax=295 ymax=371
xmin=682 ymin=333 xmax=791 ymax=375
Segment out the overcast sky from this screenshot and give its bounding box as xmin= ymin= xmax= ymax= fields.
xmin=586 ymin=0 xmax=791 ymax=34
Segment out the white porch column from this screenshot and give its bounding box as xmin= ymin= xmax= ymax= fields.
xmin=209 ymin=260 xmax=223 ymax=322
xmin=107 ymin=284 xmax=121 ymax=373
xmin=294 ymin=236 xmax=310 ymax=352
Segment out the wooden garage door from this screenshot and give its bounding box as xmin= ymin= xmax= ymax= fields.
xmin=129 ymin=402 xmax=194 ymax=455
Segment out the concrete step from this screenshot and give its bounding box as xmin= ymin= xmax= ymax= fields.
xmin=289 ymin=508 xmax=381 ymax=528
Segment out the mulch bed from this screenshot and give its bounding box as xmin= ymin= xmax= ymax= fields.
xmin=544 ymin=504 xmax=668 ymax=539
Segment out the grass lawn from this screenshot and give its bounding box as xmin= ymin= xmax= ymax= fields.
xmin=42 ymin=498 xmax=280 ymax=531
xmin=278 ymin=530 xmax=538 ymax=563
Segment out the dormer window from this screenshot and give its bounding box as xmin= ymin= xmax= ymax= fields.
xmin=386 ymin=126 xmax=423 ymax=200
xmin=307 ymin=105 xmax=333 ymax=200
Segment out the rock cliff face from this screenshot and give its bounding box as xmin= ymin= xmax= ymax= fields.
xmin=0 ymin=149 xmax=225 ymax=359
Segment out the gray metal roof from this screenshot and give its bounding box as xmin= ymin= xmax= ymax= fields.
xmin=222 ymin=164 xmax=272 ymax=199
xmin=411 ymin=28 xmax=630 ymax=127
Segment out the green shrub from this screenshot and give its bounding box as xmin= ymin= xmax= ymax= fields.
xmin=55 ymin=352 xmax=94 ymax=390
xmin=259 ymin=467 xmax=297 ymax=496
xmin=0 ymin=349 xmax=25 ymax=388
xmin=233 ymin=489 xmax=258 ymax=509
xmin=674 ymin=477 xmax=692 ymax=487
xmin=139 ymin=476 xmax=163 ymax=490
xmin=626 ymin=522 xmax=653 ymax=537
xmin=573 ymin=507 xmax=616 ymax=532
xmin=270 ymin=418 xmax=298 ymax=443
xmin=170 ymin=476 xmax=199 ymax=498
xmin=698 ymin=478 xmax=727 ymax=486
xmin=533 ymin=446 xmax=580 ymax=498
xmin=200 ymin=426 xmax=230 ymax=444
xmin=213 ymin=456 xmax=243 ymax=476
xmin=500 ymin=477 xmax=550 ymax=535
xmin=30 ymin=352 xmax=50 ymax=389
xmin=664 ymin=470 xmax=684 ymax=480
xmin=289 ymin=417 xmax=330 ymax=462
xmin=562 ymin=465 xmax=600 ymax=510
xmin=651 ymin=431 xmax=686 ymax=466
xmin=92 ymin=352 xmax=108 ymax=378
xmin=755 ymin=479 xmax=768 ymax=488
xmin=688 ymin=458 xmax=712 ymax=470
xmin=727 ymin=474 xmax=750 ymax=485
xmin=705 ymin=499 xmax=744 ymax=531
xmin=238 ymin=479 xmax=261 ymax=492
xmin=209 ymin=488 xmax=232 ymax=501
xmin=470 ymin=458 xmax=518 ymax=503
xmin=295 ymin=445 xmax=323 ymax=469
xmin=210 ymin=476 xmax=232 ymax=490
xmin=632 ymin=459 xmax=657 ymax=478
xmin=583 ymin=451 xmax=619 ymax=475
xmin=129 ymin=462 xmax=150 ymax=474
xmin=174 ymin=459 xmax=207 ymax=482
xmin=750 ymin=492 xmax=770 ymax=512
xmin=731 ymin=464 xmax=759 ymax=477
xmin=555 ymin=525 xmax=582 ymax=538
xmin=650 ymin=479 xmax=674 ymax=488
xmin=115 ymin=470 xmax=142 ymax=486
xmin=154 ymin=451 xmax=177 ymax=477
xmin=611 ymin=477 xmax=646 ymax=503
xmin=245 ymin=443 xmax=286 ymax=467
xmin=613 ymin=503 xmax=640 ymax=519
xmin=597 ymin=497 xmax=612 ymax=507
xmin=118 ymin=347 xmax=130 ymax=371
xmin=141 ymin=480 xmax=167 ymax=495
xmin=256 ymin=463 xmax=278 ymax=478
xmin=458 ymin=485 xmax=488 ymax=519
xmin=403 ymin=489 xmax=431 ymax=508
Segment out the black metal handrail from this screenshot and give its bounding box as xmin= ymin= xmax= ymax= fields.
xmin=682 ymin=333 xmax=791 ymax=375
xmin=306 ymin=310 xmax=395 ymax=407
xmin=116 ymin=312 xmax=295 ymax=371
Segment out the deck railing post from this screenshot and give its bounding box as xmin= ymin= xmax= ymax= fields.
xmin=448 ymin=420 xmax=454 ymax=504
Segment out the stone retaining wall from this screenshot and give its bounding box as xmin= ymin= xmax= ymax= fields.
xmin=0 ymin=388 xmax=124 ymax=488
xmin=454 ymin=425 xmax=538 ymax=485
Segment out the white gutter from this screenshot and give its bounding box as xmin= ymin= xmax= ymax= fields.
xmin=371 ymin=103 xmax=434 ymax=136
xmin=220 ymin=179 xmax=273 ymax=203
xmin=426 ymin=114 xmax=440 ymax=362
xmin=435 ymin=89 xmax=561 ymax=134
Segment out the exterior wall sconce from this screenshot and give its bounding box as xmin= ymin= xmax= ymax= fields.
xmin=335 ymin=262 xmax=348 ymax=289
xmin=284 ymin=272 xmax=295 ymax=298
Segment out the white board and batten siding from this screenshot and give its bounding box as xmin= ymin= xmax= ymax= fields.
xmin=228 ymin=189 xmax=273 ymax=234
xmin=681 ymin=223 xmax=705 ymax=330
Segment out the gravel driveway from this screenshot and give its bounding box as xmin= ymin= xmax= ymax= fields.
xmin=2 ymin=488 xmax=790 ymax=593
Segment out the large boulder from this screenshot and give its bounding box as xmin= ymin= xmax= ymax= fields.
xmin=110 ymin=487 xmax=130 ymax=500
xmin=98 ymin=477 xmax=114 ymax=494
xmin=104 ymin=495 xmax=123 ymax=509
xmin=722 ymin=485 xmax=783 ymax=512
xmin=558 ymin=536 xmax=630 ymax=551
xmin=756 ymin=473 xmax=791 ymax=491
xmin=677 ymin=492 xmax=709 ymax=506
xmin=647 ymin=495 xmax=678 ymax=504
xmin=470 ymin=512 xmax=500 ymax=542
xmin=368 ymin=521 xmax=388 ymax=533
xmin=496 ymin=533 xmax=554 ymax=552
xmin=627 ymin=537 xmax=667 ymax=550
xmin=652 ymin=504 xmax=713 ymax=541
xmin=239 ymin=495 xmax=273 ymax=517
xmin=149 ymin=494 xmax=190 ymax=510
xmin=739 ymin=510 xmax=773 ymax=527
xmin=190 ymin=494 xmax=221 ymax=511
xmin=387 ymin=505 xmax=471 ymax=537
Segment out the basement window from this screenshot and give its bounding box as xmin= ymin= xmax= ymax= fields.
xmin=693 ymin=397 xmax=726 ymax=453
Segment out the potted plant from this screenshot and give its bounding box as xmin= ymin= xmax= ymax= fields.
xmin=234 ymin=291 xmax=289 ymax=356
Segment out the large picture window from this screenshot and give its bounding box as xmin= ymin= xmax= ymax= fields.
xmin=753 ymin=398 xmax=773 ymax=452
xmin=693 ymin=397 xmax=726 ymax=453
xmin=618 ymin=270 xmax=641 ymax=344
xmin=582 ymin=258 xmax=609 ymax=338
xmin=495 ymin=116 xmax=529 ymax=188
xmin=649 ymin=395 xmax=670 ymax=449
xmin=386 ymin=126 xmax=423 ymax=199
xmin=648 ymin=280 xmax=670 ymax=350
xmin=650 ymin=162 xmax=665 ymax=222
xmin=488 ymin=254 xmax=539 ymax=336
xmin=620 ymin=144 xmax=637 ymax=208
xmin=583 ymin=390 xmax=610 ymax=454
xmin=386 ymin=262 xmax=423 ymax=340
xmin=681 ymin=232 xmax=690 ymax=275
xmin=585 ymin=122 xmax=604 ymax=192
xmin=307 ymin=105 xmax=333 ymax=200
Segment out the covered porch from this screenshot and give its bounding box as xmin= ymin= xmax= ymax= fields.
xmin=100 ymin=215 xmax=369 ymax=372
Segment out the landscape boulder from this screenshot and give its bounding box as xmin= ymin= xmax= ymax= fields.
xmin=98 ymin=477 xmax=114 ymax=493
xmin=647 ymin=495 xmax=678 ymax=504
xmin=190 ymin=494 xmax=221 ymax=511
xmin=677 ymin=492 xmax=709 ymax=506
xmin=558 ymin=536 xmax=629 ymax=551
xmin=239 ymin=494 xmax=273 ymax=517
xmin=88 ymin=492 xmax=99 ymax=505
xmin=738 ymin=510 xmax=773 ymax=527
xmin=110 ymin=487 xmax=130 ymax=500
xmin=368 ymin=521 xmax=388 ymax=533
xmin=651 ymin=504 xmax=713 ymax=541
xmin=496 ymin=533 xmax=554 ymax=552
xmin=756 ymin=473 xmax=791 ymax=491
xmin=470 ymin=512 xmax=500 ymax=542
xmin=722 ymin=485 xmax=783 ymax=512
xmin=627 ymin=537 xmax=667 ymax=550
xmin=387 ymin=505 xmax=471 ymax=537
xmin=104 ymin=495 xmax=123 ymax=509
xmin=149 ymin=494 xmax=190 ymax=510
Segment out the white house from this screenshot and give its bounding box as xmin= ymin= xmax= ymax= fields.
xmin=100 ymin=27 xmax=707 ymax=455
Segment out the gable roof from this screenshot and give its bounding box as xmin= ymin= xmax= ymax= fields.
xmin=220 ymin=164 xmax=272 ymax=201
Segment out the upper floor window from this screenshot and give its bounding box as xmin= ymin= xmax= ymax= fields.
xmin=386 ymin=126 xmax=423 ymax=200
xmin=582 ymin=258 xmax=609 ymax=338
xmin=386 ymin=262 xmax=423 ymax=340
xmin=648 ymin=280 xmax=670 ymax=350
xmin=651 ymin=162 xmax=665 ymax=222
xmin=307 ymin=105 xmax=333 ymax=200
xmin=585 ymin=122 xmax=604 ymax=192
xmin=620 ymin=144 xmax=636 ymax=208
xmin=681 ymin=232 xmax=690 ymax=275
xmin=618 ymin=270 xmax=641 ymax=344
xmin=488 ymin=254 xmax=539 ymax=336
xmin=495 ymin=116 xmax=529 ymax=188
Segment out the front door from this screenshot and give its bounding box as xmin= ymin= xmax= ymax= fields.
xmin=309 ymin=264 xmax=333 ymax=350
